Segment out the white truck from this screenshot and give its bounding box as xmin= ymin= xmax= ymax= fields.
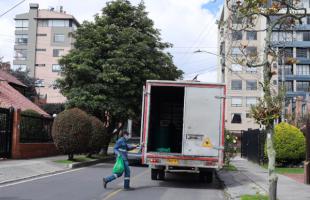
xmin=140 ymin=80 xmax=226 ymax=182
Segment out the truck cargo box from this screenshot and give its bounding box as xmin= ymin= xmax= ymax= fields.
xmin=140 ymin=80 xmax=226 ymax=174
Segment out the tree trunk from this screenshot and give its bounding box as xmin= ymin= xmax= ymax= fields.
xmin=266 ymin=125 xmax=278 ymax=200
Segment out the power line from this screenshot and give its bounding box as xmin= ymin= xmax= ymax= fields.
xmin=0 ymin=0 xmax=26 ymax=18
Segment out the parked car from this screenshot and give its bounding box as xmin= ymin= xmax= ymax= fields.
xmin=127 ymin=137 xmax=142 ymax=164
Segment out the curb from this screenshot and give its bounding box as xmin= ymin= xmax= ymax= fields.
xmin=0 ymin=169 xmax=70 ymax=186
xmin=0 ymin=156 xmax=114 ymax=186
xmin=68 ymin=156 xmax=115 ymax=169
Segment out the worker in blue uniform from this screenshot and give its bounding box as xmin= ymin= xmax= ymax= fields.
xmin=103 ymin=131 xmax=137 ymax=190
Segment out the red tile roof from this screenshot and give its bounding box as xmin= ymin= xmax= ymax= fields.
xmin=0 ymin=70 xmax=27 ymax=87
xmin=0 ymin=81 xmax=49 ymax=116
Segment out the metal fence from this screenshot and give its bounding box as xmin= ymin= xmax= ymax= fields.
xmin=0 ymin=108 xmax=13 ymax=158
xmin=241 ymin=129 xmax=266 ymax=164
xmin=20 ymin=114 xmax=53 ymax=143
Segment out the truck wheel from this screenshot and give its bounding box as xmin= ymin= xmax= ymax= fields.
xmin=199 ymin=171 xmax=213 ymax=183
xmin=205 ymin=171 xmax=213 ymax=183
xmin=158 ymin=170 xmax=165 ymax=180
xmin=151 ymin=169 xmax=158 ymax=180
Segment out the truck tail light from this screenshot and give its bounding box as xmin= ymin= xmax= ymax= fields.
xmin=150 ymin=158 xmax=159 ymax=163
xmin=205 ymin=161 xmax=215 ymax=166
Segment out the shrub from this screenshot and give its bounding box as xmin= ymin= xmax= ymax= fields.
xmin=271 ymin=122 xmax=305 ymax=165
xmin=87 ymin=116 xmax=108 ymax=157
xmin=224 ymin=130 xmax=238 ymax=165
xmin=52 ymin=108 xmax=92 ymax=160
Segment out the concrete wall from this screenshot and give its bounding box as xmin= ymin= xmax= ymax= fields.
xmin=11 ymin=109 xmax=58 ymax=159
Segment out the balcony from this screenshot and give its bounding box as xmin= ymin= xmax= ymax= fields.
xmin=272 ymin=41 xmax=310 ymax=48
xmin=279 ymin=75 xmax=310 ymax=81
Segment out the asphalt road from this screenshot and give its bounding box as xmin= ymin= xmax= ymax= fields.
xmin=0 ymin=162 xmax=225 ymax=200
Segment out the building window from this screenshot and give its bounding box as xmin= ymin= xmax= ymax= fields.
xmin=303 ymin=31 xmax=310 ymax=41
xmin=231 ymin=64 xmax=242 ymax=72
xmin=35 ymin=79 xmax=44 ymax=87
xmin=35 ymin=64 xmax=46 ymax=67
xmin=231 ymin=97 xmax=242 ymax=107
xmin=307 ymin=16 xmax=310 ymax=24
xmin=279 ymin=65 xmax=293 ymax=75
xmin=279 ymin=48 xmax=293 ymax=64
xmin=14 ymin=49 xmax=27 ymax=60
xmin=296 ymin=48 xmax=308 ymax=58
xmin=232 ymin=30 xmax=242 ymax=40
xmin=37 ymin=20 xmax=49 ymax=27
xmin=246 ymin=31 xmax=257 ymax=40
xmin=52 ymin=64 xmax=61 ymax=72
xmin=53 ymin=49 xmax=65 ymax=57
xmin=285 ymin=81 xmax=293 ymax=92
xmin=246 ymin=80 xmax=257 ymax=90
xmin=280 ymin=81 xmax=293 ymax=92
xmin=38 ymin=20 xmax=70 ymax=27
xmin=231 ymin=113 xmax=242 ymax=124
xmin=54 ymin=34 xmax=65 ymax=43
xmin=246 ymin=47 xmax=257 ymax=56
xmin=246 ymin=97 xmax=257 ymax=107
xmin=231 ymin=47 xmax=242 ymax=56
xmin=15 ymin=34 xmax=28 ymax=44
xmin=231 ymin=80 xmax=242 ymax=90
xmin=232 ymin=14 xmax=243 ymax=24
xmin=246 ymin=67 xmax=257 ymax=73
xmin=12 ymin=64 xmax=26 ymax=71
xmin=37 ymin=33 xmax=47 ymax=36
xmin=15 ymin=19 xmax=29 ymax=31
xmin=36 ymin=48 xmax=46 ymax=52
xmin=246 ymin=113 xmax=251 ymax=118
xmin=296 ymin=81 xmax=310 ymax=92
xmin=50 ymin=20 xmax=69 ymax=27
xmin=296 ymin=65 xmax=310 ymax=75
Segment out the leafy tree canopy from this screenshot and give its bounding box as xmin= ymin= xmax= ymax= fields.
xmin=58 ymin=0 xmax=183 ymax=121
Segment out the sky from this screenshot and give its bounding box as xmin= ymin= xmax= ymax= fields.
xmin=0 ymin=0 xmax=223 ymax=82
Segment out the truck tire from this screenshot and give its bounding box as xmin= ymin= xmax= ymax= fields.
xmin=158 ymin=169 xmax=165 ymax=180
xmin=205 ymin=171 xmax=213 ymax=183
xmin=199 ymin=171 xmax=213 ymax=183
xmin=151 ymin=169 xmax=158 ymax=180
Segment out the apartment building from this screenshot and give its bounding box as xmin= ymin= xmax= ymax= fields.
xmin=217 ymin=4 xmax=265 ymax=133
xmin=218 ymin=1 xmax=310 ymax=133
xmin=13 ymin=3 xmax=79 ymax=103
xmin=271 ymin=14 xmax=310 ymax=102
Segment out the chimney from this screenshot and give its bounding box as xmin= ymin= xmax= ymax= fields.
xmin=29 ymin=3 xmax=39 ymax=10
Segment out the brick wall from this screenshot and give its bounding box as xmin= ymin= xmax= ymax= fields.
xmin=11 ymin=109 xmax=58 ymax=159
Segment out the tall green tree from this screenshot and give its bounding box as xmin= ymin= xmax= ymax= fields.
xmin=58 ymin=0 xmax=182 ymax=129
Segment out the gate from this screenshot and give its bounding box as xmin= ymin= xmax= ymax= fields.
xmin=0 ymin=108 xmax=13 ymax=158
xmin=241 ymin=129 xmax=266 ymax=164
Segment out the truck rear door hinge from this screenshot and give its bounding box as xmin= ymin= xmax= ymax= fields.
xmin=215 ymin=95 xmax=226 ymax=99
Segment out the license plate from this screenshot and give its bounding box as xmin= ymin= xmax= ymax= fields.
xmin=167 ymin=159 xmax=179 ymax=165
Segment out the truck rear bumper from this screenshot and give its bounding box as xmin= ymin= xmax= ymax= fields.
xmin=144 ymin=154 xmax=223 ymax=169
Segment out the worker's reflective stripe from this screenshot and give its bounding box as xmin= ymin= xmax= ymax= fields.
xmin=113 ymin=174 xmax=118 ymax=178
xmin=118 ymin=149 xmax=126 ymax=152
xmin=124 ymin=177 xmax=130 ymax=180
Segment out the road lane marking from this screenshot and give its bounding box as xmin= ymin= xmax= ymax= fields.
xmin=102 ymin=168 xmax=149 ymax=200
xmin=0 ymin=168 xmax=84 ymax=188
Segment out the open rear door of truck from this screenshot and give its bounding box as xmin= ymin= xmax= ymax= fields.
xmin=182 ymin=86 xmax=224 ymax=157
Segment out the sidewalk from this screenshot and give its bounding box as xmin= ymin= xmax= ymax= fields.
xmin=218 ymin=157 xmax=310 ymax=200
xmin=0 ymin=155 xmax=70 ymax=185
